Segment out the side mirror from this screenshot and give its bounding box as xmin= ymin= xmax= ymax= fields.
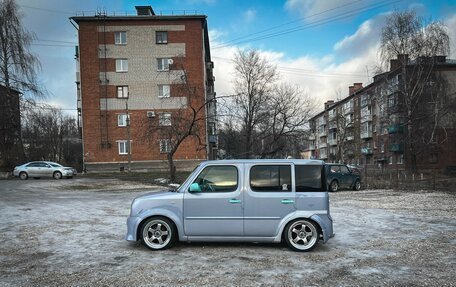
xmin=188 ymin=182 xmax=202 ymax=193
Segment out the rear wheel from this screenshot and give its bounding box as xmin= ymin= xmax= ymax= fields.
xmin=353 ymin=180 xmax=361 ymax=191
xmin=53 ymin=171 xmax=62 ymax=180
xmin=329 ymin=180 xmax=339 ymax=192
xmin=19 ymin=172 xmax=28 ymax=180
xmin=284 ymin=219 xmax=319 ymax=252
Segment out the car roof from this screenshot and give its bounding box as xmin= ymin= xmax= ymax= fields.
xmin=199 ymin=159 xmax=325 ymax=166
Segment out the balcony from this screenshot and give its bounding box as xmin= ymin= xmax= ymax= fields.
xmin=309 ymin=133 xmax=316 ymax=140
xmin=360 ymin=114 xmax=372 ymax=123
xmin=308 ymin=143 xmax=316 ymax=150
xmin=319 ymin=152 xmax=328 ymax=160
xmin=361 ymin=130 xmax=373 ymax=139
xmin=329 ymin=122 xmax=337 ymax=130
xmin=318 ymin=142 xmax=327 ymax=149
xmin=345 ymin=135 xmax=354 ymax=141
xmin=344 ymin=105 xmax=354 ymax=115
xmin=328 ymin=138 xmax=337 ymax=146
xmin=318 ymin=130 xmax=326 ymax=137
xmin=388 ymin=124 xmax=404 ymax=134
xmin=361 ymin=147 xmax=373 ymax=155
xmin=389 ymin=143 xmax=404 ymax=153
xmin=318 ymin=118 xmax=326 ymax=126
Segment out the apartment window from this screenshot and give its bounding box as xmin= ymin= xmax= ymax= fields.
xmin=118 ymin=140 xmax=130 ymax=155
xmin=115 ymin=31 xmax=126 ymax=44
xmin=158 ymin=84 xmax=170 ymax=98
xmin=430 ymin=153 xmax=438 ymax=163
xmin=381 ymin=143 xmax=385 ymax=153
xmin=159 ymin=113 xmax=171 ymax=126
xmin=159 ymin=139 xmax=171 ymax=153
xmin=118 ymin=114 xmax=130 ymax=127
xmin=116 ymin=59 xmax=128 ymax=72
xmin=397 ymin=154 xmax=404 ymax=164
xmin=388 ymin=156 xmax=393 ymax=165
xmin=157 ymin=58 xmax=171 ymax=71
xmin=117 ymin=86 xmax=128 ymax=98
xmin=156 ymin=31 xmax=168 ymax=44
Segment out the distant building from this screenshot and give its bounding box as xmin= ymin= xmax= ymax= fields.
xmin=307 ymin=55 xmax=456 ymax=171
xmin=70 ymin=6 xmax=216 ymax=171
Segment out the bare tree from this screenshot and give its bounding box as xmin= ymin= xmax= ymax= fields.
xmin=231 ymin=49 xmax=278 ymax=159
xmin=256 ymin=83 xmax=315 ymax=158
xmin=0 ymin=0 xmax=42 ymax=170
xmin=379 ymin=10 xmax=451 ymax=172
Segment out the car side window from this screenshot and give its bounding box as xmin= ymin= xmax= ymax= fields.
xmin=193 ymin=165 xmax=238 ymax=192
xmin=330 ymin=165 xmax=340 ymax=173
xmin=295 ymin=165 xmax=323 ymax=192
xmin=340 ymin=166 xmax=350 ymax=174
xmin=250 ymin=165 xmax=291 ymax=192
xmin=27 ymin=162 xmax=40 ymax=167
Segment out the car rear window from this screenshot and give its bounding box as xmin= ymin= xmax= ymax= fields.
xmin=295 ymin=165 xmax=324 ymax=192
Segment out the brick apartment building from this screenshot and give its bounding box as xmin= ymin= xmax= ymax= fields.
xmin=71 ymin=6 xmax=216 ymax=171
xmin=307 ymin=55 xmax=456 ymax=172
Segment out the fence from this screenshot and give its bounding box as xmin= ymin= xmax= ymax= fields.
xmin=361 ymin=166 xmax=455 ymax=191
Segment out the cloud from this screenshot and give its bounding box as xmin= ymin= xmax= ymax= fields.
xmin=446 ymin=14 xmax=456 ymax=59
xmin=334 ymin=13 xmax=388 ymax=57
xmin=284 ymin=0 xmax=375 ymax=20
xmin=243 ymin=8 xmax=256 ymax=23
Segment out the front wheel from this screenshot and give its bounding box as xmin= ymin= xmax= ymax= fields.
xmin=19 ymin=172 xmax=28 ymax=180
xmin=141 ymin=217 xmax=176 ymax=250
xmin=284 ymin=219 xmax=319 ymax=252
xmin=53 ymin=171 xmax=62 ymax=180
xmin=329 ymin=180 xmax=339 ymax=192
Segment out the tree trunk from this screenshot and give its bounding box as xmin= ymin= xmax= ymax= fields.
xmin=167 ymin=153 xmax=176 ymax=183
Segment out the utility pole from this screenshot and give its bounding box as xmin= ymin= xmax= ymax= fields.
xmin=125 ymin=101 xmax=132 ymax=172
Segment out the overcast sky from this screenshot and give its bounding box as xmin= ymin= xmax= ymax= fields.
xmin=17 ymin=0 xmax=456 ymax=117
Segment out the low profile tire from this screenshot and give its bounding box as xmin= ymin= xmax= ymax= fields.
xmin=353 ymin=180 xmax=361 ymax=191
xmin=19 ymin=172 xmax=28 ymax=180
xmin=284 ymin=219 xmax=319 ymax=252
xmin=141 ymin=217 xmax=176 ymax=251
xmin=53 ymin=171 xmax=62 ymax=180
xmin=329 ymin=180 xmax=339 ymax=192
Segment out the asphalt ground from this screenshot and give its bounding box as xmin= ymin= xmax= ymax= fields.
xmin=0 ymin=177 xmax=455 ymax=286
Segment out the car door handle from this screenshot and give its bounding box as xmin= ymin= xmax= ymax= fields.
xmin=229 ymin=199 xmax=241 ymax=204
xmin=281 ymin=199 xmax=294 ymax=204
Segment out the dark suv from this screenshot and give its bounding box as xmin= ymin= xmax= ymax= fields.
xmin=325 ymin=164 xmax=361 ymax=192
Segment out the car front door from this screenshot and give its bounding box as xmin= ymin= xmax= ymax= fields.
xmin=244 ymin=164 xmax=296 ymax=237
xmin=340 ymin=165 xmax=353 ymax=187
xmin=25 ymin=162 xmax=40 ymax=177
xmin=183 ymin=164 xmax=244 ymax=237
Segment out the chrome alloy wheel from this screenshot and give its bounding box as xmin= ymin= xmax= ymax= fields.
xmin=142 ymin=219 xmax=172 ymax=249
xmin=287 ymin=220 xmax=318 ymax=251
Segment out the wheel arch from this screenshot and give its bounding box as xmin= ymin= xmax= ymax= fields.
xmin=135 ymin=209 xmax=185 ymax=242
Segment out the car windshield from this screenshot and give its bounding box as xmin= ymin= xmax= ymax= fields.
xmin=176 ymin=164 xmax=200 ymax=192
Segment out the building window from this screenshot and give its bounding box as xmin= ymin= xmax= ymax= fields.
xmin=159 ymin=139 xmax=171 ymax=153
xmin=430 ymin=153 xmax=438 ymax=163
xmin=398 ymin=154 xmax=404 ymax=164
xmin=115 ymin=31 xmax=126 ymax=44
xmin=388 ymin=156 xmax=393 ymax=165
xmin=117 ymin=86 xmax=128 ymax=98
xmin=381 ymin=143 xmax=385 ymax=153
xmin=157 ymin=58 xmax=171 ymax=71
xmin=156 ymin=31 xmax=168 ymax=44
xmin=158 ymin=84 xmax=170 ymax=98
xmin=118 ymin=140 xmax=130 ymax=155
xmin=118 ymin=114 xmax=130 ymax=127
xmin=116 ymin=59 xmax=128 ymax=72
xmin=159 ymin=113 xmax=171 ymax=126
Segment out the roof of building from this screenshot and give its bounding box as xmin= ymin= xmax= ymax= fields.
xmin=70 ymin=14 xmax=207 ymax=23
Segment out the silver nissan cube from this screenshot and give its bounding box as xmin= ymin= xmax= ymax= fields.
xmin=126 ymin=159 xmax=334 ymax=252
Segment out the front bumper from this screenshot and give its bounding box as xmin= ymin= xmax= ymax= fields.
xmin=126 ymin=215 xmax=142 ymax=242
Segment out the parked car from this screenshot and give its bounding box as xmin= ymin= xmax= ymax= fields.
xmin=13 ymin=161 xmax=75 ymax=180
xmin=325 ymin=163 xmax=361 ymax=192
xmin=126 ymin=159 xmax=334 ymax=252
xmin=347 ymin=164 xmax=362 ymax=175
